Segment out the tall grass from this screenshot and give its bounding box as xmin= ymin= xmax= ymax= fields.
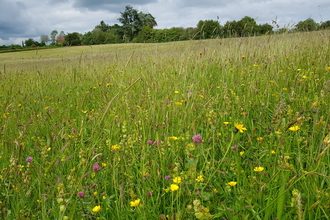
xmin=0 ymin=30 xmax=329 ymax=219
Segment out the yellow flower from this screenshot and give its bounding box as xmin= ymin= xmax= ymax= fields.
xmin=174 ymin=91 xmax=179 ymax=94
xmin=227 ymin=181 xmax=237 ymax=186
xmin=199 ymin=94 xmax=205 ymax=98
xmin=173 ymin=177 xmax=182 ymax=183
xmin=170 ymin=184 xmax=179 ymax=191
xmin=111 ymin=144 xmax=120 ymax=151
xmin=271 ymin=150 xmax=276 ymax=154
xmin=289 ymin=126 xmax=300 ymax=131
xmin=195 ymin=175 xmax=204 ymax=182
xmin=234 ymin=123 xmax=247 ymax=133
xmin=92 ymin=205 xmax=101 ymax=212
xmin=169 ymin=136 xmax=179 ymax=140
xmin=326 ymin=67 xmax=330 ymax=71
xmin=256 ymin=137 xmax=264 ymax=142
xmin=275 ymin=131 xmax=282 ymax=134
xmin=130 ymin=199 xmax=141 ymax=207
xmin=254 ymin=166 xmax=264 ymax=172
xmin=213 ymin=188 xmax=217 ymax=193
xmin=174 ymin=102 xmax=182 ymax=105
xmin=102 ymin=163 xmax=107 ymax=167
xmin=239 ymin=151 xmax=245 ymax=156
xmin=223 ymin=122 xmax=230 ymax=125
xmin=302 ymin=76 xmax=307 ymax=79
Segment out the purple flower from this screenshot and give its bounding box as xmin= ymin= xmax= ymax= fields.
xmin=93 ymin=163 xmax=101 ymax=172
xmin=78 ymin=191 xmax=85 ymax=198
xmin=231 ymin=145 xmax=238 ymax=150
xmin=147 ymin=140 xmax=153 ymax=145
xmin=147 ymin=191 xmax=152 ymax=197
xmin=192 ymin=134 xmax=203 ymax=145
xmin=26 ymin=157 xmax=33 ymax=163
xmin=164 ymin=175 xmax=171 ymax=180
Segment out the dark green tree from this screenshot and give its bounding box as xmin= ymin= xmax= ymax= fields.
xmin=238 ymin=16 xmax=258 ymax=36
xmin=295 ymin=18 xmax=319 ymax=31
xmin=95 ymin=20 xmax=110 ymax=32
xmin=256 ymin=23 xmax=273 ymax=35
xmin=320 ymin=20 xmax=330 ymax=29
xmin=134 ymin=26 xmax=155 ymax=43
xmin=118 ymin=5 xmax=157 ymax=40
xmin=223 ymin=20 xmax=239 ymax=37
xmin=197 ymin=20 xmax=221 ymax=39
xmin=223 ymin=16 xmax=259 ymax=37
xmin=138 ymin=12 xmax=157 ymax=28
xmin=24 ymin=38 xmax=35 ymax=47
xmin=65 ymin=32 xmax=82 ymax=45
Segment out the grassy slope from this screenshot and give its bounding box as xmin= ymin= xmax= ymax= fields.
xmin=0 ymin=31 xmax=329 ymax=219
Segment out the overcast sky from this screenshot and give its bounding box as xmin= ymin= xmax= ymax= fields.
xmin=1 ymin=0 xmax=329 ymax=45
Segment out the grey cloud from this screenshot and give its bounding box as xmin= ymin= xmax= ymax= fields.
xmin=0 ymin=1 xmax=32 ymax=40
xmin=16 ymin=1 xmax=27 ymax=10
xmin=176 ymin=0 xmax=241 ymax=8
xmin=72 ymin=0 xmax=156 ymax=12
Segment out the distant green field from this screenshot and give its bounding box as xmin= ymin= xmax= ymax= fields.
xmin=0 ymin=31 xmax=329 ymax=220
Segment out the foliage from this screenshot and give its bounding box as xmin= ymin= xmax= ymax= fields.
xmin=320 ymin=20 xmax=330 ymax=30
xmin=197 ymin=20 xmax=221 ymax=39
xmin=118 ymin=5 xmax=157 ymax=40
xmin=24 ymin=38 xmax=35 ymax=47
xmin=295 ymin=18 xmax=319 ymax=31
xmin=134 ymin=26 xmax=155 ymax=43
xmin=65 ymin=32 xmax=82 ymax=46
xmin=50 ymin=30 xmax=58 ymax=45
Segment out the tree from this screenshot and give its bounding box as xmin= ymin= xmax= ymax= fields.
xmin=118 ymin=5 xmax=157 ymax=40
xmin=134 ymin=26 xmax=155 ymax=42
xmin=50 ymin=30 xmax=58 ymax=45
xmin=222 ymin=16 xmax=259 ymax=37
xmin=24 ymin=38 xmax=35 ymax=47
xmin=197 ymin=20 xmax=221 ymax=39
xmin=237 ymin=16 xmax=258 ymax=36
xmin=256 ymin=23 xmax=273 ymax=35
xmin=320 ymin=20 xmax=330 ymax=29
xmin=65 ymin=32 xmax=82 ymax=45
xmin=295 ymin=18 xmax=319 ymax=31
xmin=95 ymin=20 xmax=110 ymax=32
xmin=138 ymin=12 xmax=157 ymax=28
xmin=223 ymin=20 xmax=239 ymax=37
xmin=40 ymin=35 xmax=50 ymax=45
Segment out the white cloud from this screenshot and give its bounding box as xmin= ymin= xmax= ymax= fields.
xmin=0 ymin=0 xmax=329 ymax=45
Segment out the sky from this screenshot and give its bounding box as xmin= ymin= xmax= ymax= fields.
xmin=1 ymin=0 xmax=330 ymax=45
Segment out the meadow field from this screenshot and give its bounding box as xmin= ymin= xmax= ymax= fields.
xmin=0 ymin=30 xmax=330 ymax=220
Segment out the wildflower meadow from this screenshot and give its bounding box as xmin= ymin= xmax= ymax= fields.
xmin=0 ymin=30 xmax=329 ymax=219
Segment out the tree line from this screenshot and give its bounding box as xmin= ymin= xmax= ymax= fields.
xmin=2 ymin=5 xmax=330 ymax=51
